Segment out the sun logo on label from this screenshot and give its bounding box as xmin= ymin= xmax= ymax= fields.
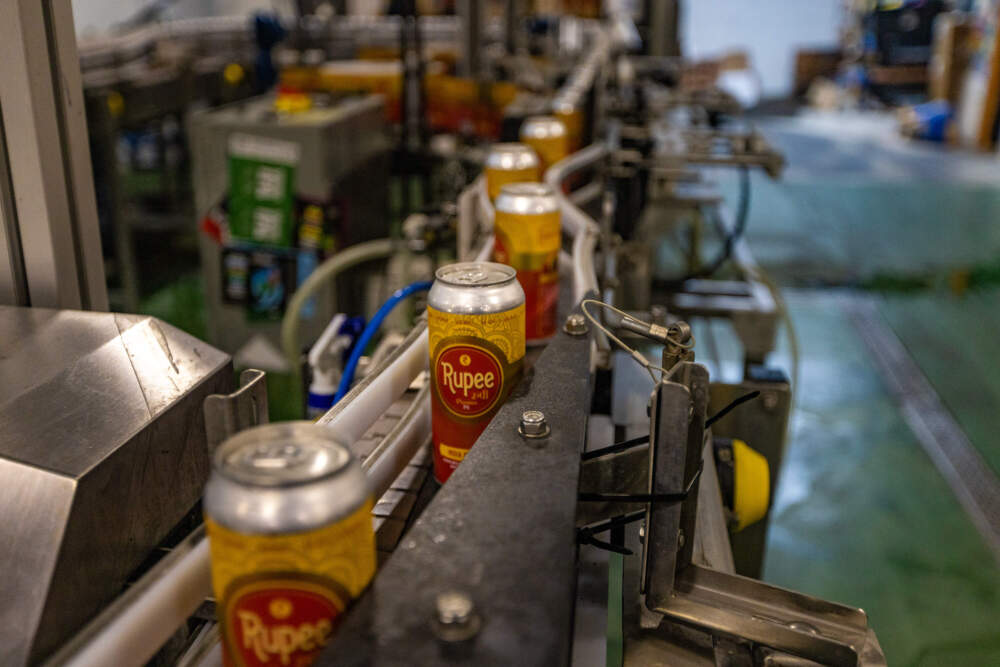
xmin=460 ymin=354 xmax=471 ymax=366
xmin=269 ymin=598 xmax=293 ymax=619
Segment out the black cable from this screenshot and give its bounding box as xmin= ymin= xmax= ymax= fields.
xmin=580 ymin=434 xmax=649 ymax=461
xmin=579 ymin=460 xmax=703 ymax=503
xmin=576 ymin=511 xmax=646 ymax=555
xmin=704 ymin=390 xmax=760 ymax=428
xmin=652 ymin=165 xmax=751 ymax=290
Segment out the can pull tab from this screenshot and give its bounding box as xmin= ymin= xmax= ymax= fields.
xmin=204 ymin=369 xmax=269 ymax=455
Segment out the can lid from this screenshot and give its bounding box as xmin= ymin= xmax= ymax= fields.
xmin=520 ymin=115 xmax=567 ymax=139
xmin=435 ymin=262 xmax=516 ymax=288
xmin=485 ymin=143 xmax=540 ymax=171
xmin=495 ymin=182 xmax=560 ymax=215
xmin=214 ymin=422 xmax=351 ymax=487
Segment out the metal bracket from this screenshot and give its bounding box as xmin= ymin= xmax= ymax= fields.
xmin=203 ymin=369 xmax=268 ymax=454
xmin=657 ymin=565 xmax=870 ymax=667
xmin=641 ymin=362 xmax=710 ymax=608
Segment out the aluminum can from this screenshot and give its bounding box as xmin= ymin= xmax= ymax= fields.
xmin=519 ymin=115 xmax=569 ymax=171
xmin=493 ymin=183 xmax=561 ymax=342
xmin=484 ymin=143 xmax=541 ymax=201
xmin=428 ymin=262 xmax=525 ymax=483
xmin=553 ymin=98 xmax=584 ymax=153
xmin=204 ymin=422 xmax=375 ymax=667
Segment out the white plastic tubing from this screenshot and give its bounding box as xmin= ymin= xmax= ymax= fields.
xmin=544 ymin=143 xmax=608 ymax=304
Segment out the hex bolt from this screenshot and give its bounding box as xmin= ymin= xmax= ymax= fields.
xmin=437 ymin=591 xmax=473 ymax=626
xmin=563 ymin=313 xmax=589 ymax=336
xmin=432 ymin=590 xmax=482 ymax=642
xmin=519 ymin=410 xmax=551 ymax=439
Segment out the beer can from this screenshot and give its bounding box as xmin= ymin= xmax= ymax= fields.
xmin=553 ymin=98 xmax=584 ymax=153
xmin=493 ymin=183 xmax=561 ymax=343
xmin=484 ymin=143 xmax=541 ymax=201
xmin=204 ymin=422 xmax=375 ymax=667
xmin=428 ymin=262 xmax=525 ymax=483
xmin=519 ymin=115 xmax=569 ymax=171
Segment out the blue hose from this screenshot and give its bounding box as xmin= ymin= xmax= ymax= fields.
xmin=333 ymin=280 xmax=433 ymax=403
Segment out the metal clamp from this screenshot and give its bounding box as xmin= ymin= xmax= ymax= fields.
xmin=203 ymin=369 xmax=268 ymax=454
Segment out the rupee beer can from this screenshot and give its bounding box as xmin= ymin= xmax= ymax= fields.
xmin=429 ymin=262 xmax=525 ymax=483
xmin=519 ymin=115 xmax=569 ymax=171
xmin=493 ymin=183 xmax=561 ymax=342
xmin=205 ymin=422 xmax=375 ymax=667
xmin=553 ymin=98 xmax=584 ymax=153
xmin=484 ymin=143 xmax=541 ymax=201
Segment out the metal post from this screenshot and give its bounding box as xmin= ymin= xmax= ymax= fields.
xmin=646 ymin=0 xmax=681 ymax=57
xmin=0 ymin=112 xmax=27 ymax=306
xmin=641 ymin=362 xmax=709 ymax=610
xmin=504 ymin=0 xmax=519 ymax=56
xmin=457 ymin=0 xmax=482 ymax=79
xmin=0 ymin=0 xmax=107 ymax=310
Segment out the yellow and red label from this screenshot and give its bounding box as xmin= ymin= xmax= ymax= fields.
xmin=522 ymin=133 xmax=569 ymax=172
xmin=206 ymin=500 xmax=375 ymax=667
xmin=428 ymin=304 xmax=525 ymax=483
xmin=554 ymin=107 xmax=584 ymax=153
xmin=485 ymin=164 xmax=540 ymax=201
xmin=494 ymin=208 xmax=560 ymax=342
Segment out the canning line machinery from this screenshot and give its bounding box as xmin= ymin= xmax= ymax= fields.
xmin=0 ymin=7 xmax=886 ymax=667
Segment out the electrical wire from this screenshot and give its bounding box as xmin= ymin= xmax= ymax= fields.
xmin=653 ymin=165 xmax=751 ymax=289
xmin=281 ymin=238 xmax=396 ymax=371
xmin=704 ymin=390 xmax=761 ymax=428
xmin=333 ymin=280 xmax=432 ymax=403
xmin=580 ymin=298 xmax=694 ymax=383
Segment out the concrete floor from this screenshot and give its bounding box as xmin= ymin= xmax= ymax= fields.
xmin=735 ymin=112 xmax=1000 ymax=665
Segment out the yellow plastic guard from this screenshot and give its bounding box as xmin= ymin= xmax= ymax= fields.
xmin=274 ymin=92 xmax=312 ymax=113
xmin=223 ymin=63 xmax=245 ymax=86
xmin=732 ymin=439 xmax=770 ymax=531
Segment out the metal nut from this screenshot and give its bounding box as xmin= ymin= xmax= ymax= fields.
xmin=668 ymin=321 xmax=692 ymax=343
xmin=432 ymin=590 xmax=482 ymax=642
xmin=519 ymin=410 xmax=550 ymax=439
xmin=437 ymin=591 xmax=473 ymax=625
xmin=563 ymin=313 xmax=588 ymax=336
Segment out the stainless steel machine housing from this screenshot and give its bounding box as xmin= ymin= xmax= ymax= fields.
xmin=0 ymin=306 xmax=232 ymax=664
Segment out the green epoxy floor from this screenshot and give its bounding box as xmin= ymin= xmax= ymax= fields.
xmin=878 ymin=289 xmax=1000 ymax=478
xmin=763 ymin=292 xmax=1000 ymax=666
xmin=738 ymin=112 xmax=1000 ymax=665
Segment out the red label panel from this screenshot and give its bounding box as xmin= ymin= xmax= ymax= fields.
xmin=435 ymin=345 xmax=504 ymax=417
xmin=223 ymin=580 xmax=346 ymax=667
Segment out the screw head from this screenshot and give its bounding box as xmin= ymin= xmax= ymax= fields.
xmin=436 ymin=591 xmax=474 ymax=626
xmin=564 ymin=313 xmax=588 ymax=336
xmin=432 ymin=590 xmax=482 ymax=642
xmin=519 ymin=410 xmax=550 ymax=439
xmin=762 ymin=392 xmax=779 ymax=412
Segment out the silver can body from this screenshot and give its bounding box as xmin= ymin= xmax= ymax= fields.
xmin=519 ymin=116 xmax=567 ymax=142
xmin=484 ymin=143 xmax=541 ymax=172
xmin=493 ymin=182 xmax=560 ymax=216
xmin=204 ymin=421 xmax=370 ymax=534
xmin=428 ymin=262 xmax=524 ymax=315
